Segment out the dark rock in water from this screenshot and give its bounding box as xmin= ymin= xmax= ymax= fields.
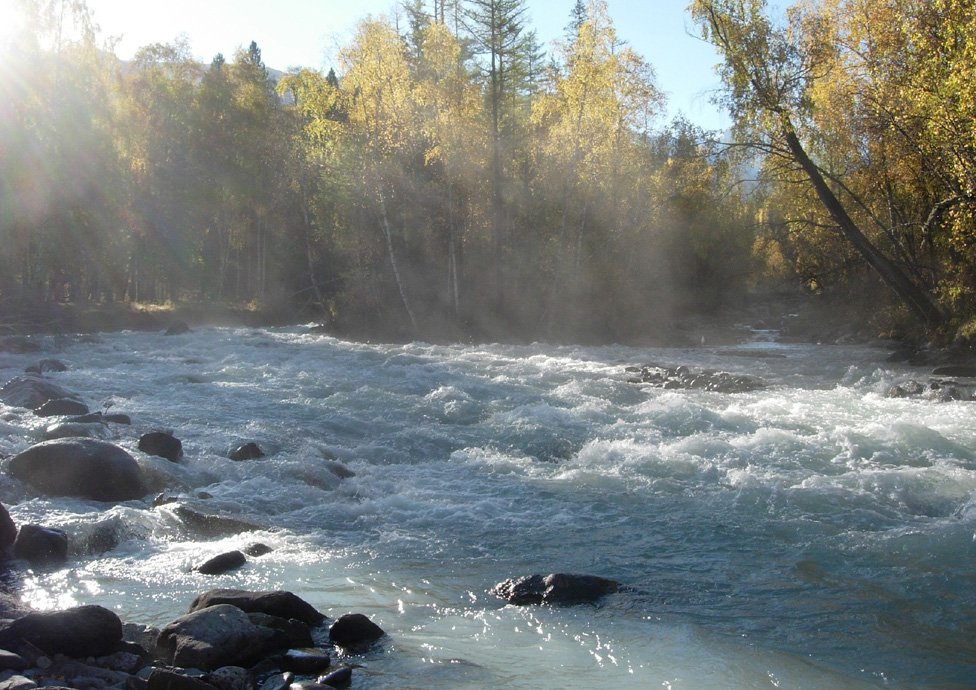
xmin=246 ymin=613 xmax=313 ymax=648
xmin=42 ymin=421 xmax=108 ymax=440
xmin=24 ymin=359 xmax=68 ymax=375
xmin=282 ymin=647 xmax=331 ymax=674
xmin=156 ymin=604 xmax=278 ymax=671
xmin=0 ymin=605 xmax=123 ymax=658
xmin=204 ymin=665 xmax=249 ymax=690
xmin=0 ymin=649 xmax=28 ymax=671
xmin=491 ymin=573 xmax=620 ymax=606
xmin=0 ymin=376 xmax=81 ymax=410
xmin=164 ymin=320 xmax=192 ymax=336
xmin=325 ymin=461 xmax=355 ymax=479
xmin=932 ymin=365 xmax=976 ymax=377
xmin=243 ymin=543 xmax=273 ymax=557
xmin=0 ymin=503 xmax=17 ymax=552
xmin=228 ymin=442 xmax=264 ymax=461
xmin=328 ymin=613 xmax=385 ymax=649
xmin=172 ymin=506 xmax=262 ymax=537
xmin=630 ymin=365 xmax=765 ymax=393
xmin=190 ymin=590 xmax=326 ymax=627
xmin=13 ymin=525 xmax=68 ymax=566
xmin=317 ymin=667 xmax=352 ymax=687
xmin=148 ymin=667 xmax=220 ymax=690
xmin=8 ymin=438 xmax=147 ymax=501
xmin=197 ymin=550 xmax=247 ymax=575
xmin=139 ymin=431 xmax=183 ymax=462
xmin=34 ymin=398 xmax=89 ymax=417
xmin=258 ymin=672 xmax=294 ymax=690
xmin=65 ymin=411 xmax=132 ymax=425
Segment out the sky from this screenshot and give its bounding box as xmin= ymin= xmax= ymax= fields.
xmin=80 ymin=0 xmax=730 ymax=131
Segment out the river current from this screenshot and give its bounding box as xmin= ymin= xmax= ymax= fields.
xmin=1 ymin=326 xmax=974 ymax=689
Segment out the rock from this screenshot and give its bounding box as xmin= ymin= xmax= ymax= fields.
xmin=197 ymin=551 xmax=247 ymax=576
xmin=0 ymin=377 xmax=80 ymax=410
xmin=317 ymin=667 xmax=352 ymax=687
xmin=205 ymin=665 xmax=249 ymax=690
xmin=164 ymin=321 xmax=192 ymax=336
xmin=42 ymin=421 xmax=108 ymax=440
xmin=0 ymin=503 xmax=17 ymax=552
xmin=932 ymin=365 xmax=976 ymax=377
xmin=0 ymin=337 xmax=40 ymax=354
xmin=245 ymin=614 xmax=313 ymax=648
xmin=0 ymin=605 xmax=123 ymax=658
xmin=630 ymin=364 xmax=765 ymax=393
xmin=0 ymin=649 xmax=28 ymax=671
xmin=189 ymin=590 xmax=326 ymax=628
xmin=491 ymin=573 xmax=620 ymax=606
xmin=0 ymin=674 xmax=37 ymax=690
xmin=139 ymin=432 xmax=184 ymax=462
xmin=156 ymin=604 xmax=279 ymax=671
xmin=325 ymin=462 xmax=355 ymax=479
xmin=33 ymin=398 xmax=89 ymax=417
xmin=243 ymin=543 xmax=273 ymax=558
xmin=258 ymin=673 xmax=294 ymax=690
xmin=148 ymin=667 xmax=220 ymax=690
xmin=12 ymin=525 xmax=68 ymax=566
xmin=282 ymin=648 xmax=331 ymax=674
xmin=228 ymin=443 xmax=264 ymax=461
xmin=44 ymin=658 xmax=134 ymax=688
xmin=327 ymin=614 xmax=385 ymax=649
xmin=64 ymin=412 xmax=132 ymax=425
xmin=123 ymin=622 xmax=160 ymax=654
xmin=8 ymin=438 xmax=147 ymax=501
xmin=24 ymin=359 xmax=68 ymax=374
xmin=172 ymin=506 xmax=262 ymax=538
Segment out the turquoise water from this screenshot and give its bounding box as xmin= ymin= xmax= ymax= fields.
xmin=1 ymin=328 xmax=974 ymax=688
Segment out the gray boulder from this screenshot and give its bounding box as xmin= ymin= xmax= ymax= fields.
xmin=0 ymin=605 xmax=123 ymax=658
xmin=197 ymin=551 xmax=247 ymax=576
xmin=0 ymin=377 xmax=80 ymax=410
xmin=491 ymin=573 xmax=620 ymax=605
xmin=156 ymin=604 xmax=279 ymax=671
xmin=327 ymin=613 xmax=385 ymax=649
xmin=34 ymin=398 xmax=89 ymax=417
xmin=8 ymin=438 xmax=147 ymax=501
xmin=189 ymin=590 xmax=326 ymax=627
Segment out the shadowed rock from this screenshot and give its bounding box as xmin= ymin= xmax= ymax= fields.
xmin=164 ymin=321 xmax=191 ymax=336
xmin=139 ymin=432 xmax=183 ymax=462
xmin=171 ymin=506 xmax=263 ymax=538
xmin=491 ymin=573 xmax=620 ymax=605
xmin=8 ymin=438 xmax=147 ymax=501
xmin=0 ymin=376 xmax=81 ymax=410
xmin=0 ymin=605 xmax=123 ymax=658
xmin=13 ymin=524 xmax=68 ymax=566
xmin=156 ymin=604 xmax=278 ymax=671
xmin=0 ymin=503 xmax=16 ymax=552
xmin=328 ymin=613 xmax=385 ymax=650
xmin=34 ymin=398 xmax=89 ymax=417
xmin=197 ymin=550 xmax=247 ymax=576
xmin=189 ymin=590 xmax=326 ymax=627
xmin=228 ymin=442 xmax=264 ymax=461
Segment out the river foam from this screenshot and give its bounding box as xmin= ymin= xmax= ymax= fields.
xmin=1 ymin=327 xmax=974 ymax=688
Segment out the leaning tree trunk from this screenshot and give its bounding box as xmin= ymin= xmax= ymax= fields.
xmin=780 ymin=115 xmax=947 ymax=330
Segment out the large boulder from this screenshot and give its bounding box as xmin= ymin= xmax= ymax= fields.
xmin=327 ymin=613 xmax=385 ymax=649
xmin=8 ymin=438 xmax=147 ymax=501
xmin=0 ymin=376 xmax=81 ymax=410
xmin=34 ymin=398 xmax=89 ymax=417
xmin=189 ymin=590 xmax=326 ymax=627
xmin=156 ymin=604 xmax=279 ymax=671
xmin=0 ymin=503 xmax=16 ymax=552
xmin=491 ymin=573 xmax=620 ymax=605
xmin=0 ymin=605 xmax=123 ymax=658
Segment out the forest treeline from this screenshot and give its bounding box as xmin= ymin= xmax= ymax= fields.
xmin=1 ymin=0 xmax=974 ymax=342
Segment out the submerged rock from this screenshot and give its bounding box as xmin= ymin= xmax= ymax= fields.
xmin=24 ymin=359 xmax=68 ymax=375
xmin=171 ymin=506 xmax=263 ymax=538
xmin=228 ymin=442 xmax=264 ymax=461
xmin=0 ymin=376 xmax=81 ymax=410
xmin=628 ymin=364 xmax=765 ymax=393
xmin=164 ymin=321 xmax=192 ymax=336
xmin=8 ymin=438 xmax=147 ymax=501
xmin=491 ymin=573 xmax=620 ymax=606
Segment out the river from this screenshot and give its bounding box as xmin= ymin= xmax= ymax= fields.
xmin=1 ymin=326 xmax=974 ymax=689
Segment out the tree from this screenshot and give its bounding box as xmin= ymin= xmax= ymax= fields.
xmin=690 ymin=0 xmax=948 ymax=330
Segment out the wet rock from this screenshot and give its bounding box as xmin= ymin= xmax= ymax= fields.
xmin=282 ymin=648 xmax=331 ymax=674
xmin=42 ymin=421 xmax=109 ymax=440
xmin=0 ymin=376 xmax=81 ymax=410
xmin=148 ymin=667 xmax=220 ymax=690
xmin=189 ymin=590 xmax=326 ymax=628
xmin=164 ymin=321 xmax=192 ymax=336
xmin=0 ymin=674 xmax=37 ymax=689
xmin=317 ymin=667 xmax=352 ymax=687
xmin=197 ymin=551 xmax=247 ymax=576
xmin=629 ymin=364 xmax=765 ymax=393
xmin=245 ymin=614 xmax=313 ymax=648
xmin=205 ymin=665 xmax=249 ymax=690
xmin=243 ymin=543 xmax=273 ymax=558
xmin=0 ymin=503 xmax=17 ymax=553
xmin=65 ymin=411 xmax=132 ymax=425
xmin=325 ymin=462 xmax=355 ymax=479
xmin=33 ymin=398 xmax=89 ymax=417
xmin=44 ymin=658 xmax=134 ymax=689
xmin=932 ymin=364 xmax=976 ymax=377
xmin=139 ymin=432 xmax=184 ymax=462
xmin=491 ymin=573 xmax=620 ymax=606
xmin=0 ymin=605 xmax=123 ymax=658
xmin=24 ymin=359 xmax=68 ymax=375
xmin=156 ymin=604 xmax=279 ymax=671
xmin=8 ymin=438 xmax=147 ymax=501
xmin=12 ymin=525 xmax=68 ymax=566
xmin=172 ymin=506 xmax=262 ymax=538
xmin=123 ymin=622 xmax=160 ymax=654
xmin=258 ymin=673 xmax=294 ymax=690
xmin=228 ymin=443 xmax=264 ymax=461
xmin=0 ymin=649 xmax=28 ymax=672
xmin=327 ymin=614 xmax=385 ymax=650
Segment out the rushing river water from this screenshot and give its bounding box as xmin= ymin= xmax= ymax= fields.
xmin=1 ymin=326 xmax=975 ymax=689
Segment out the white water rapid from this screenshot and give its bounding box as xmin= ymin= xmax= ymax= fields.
xmin=1 ymin=326 xmax=974 ymax=689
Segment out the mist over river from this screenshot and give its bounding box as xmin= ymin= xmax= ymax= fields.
xmin=1 ymin=326 xmax=975 ymax=689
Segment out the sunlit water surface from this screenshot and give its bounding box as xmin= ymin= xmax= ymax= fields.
xmin=1 ymin=327 xmax=975 ymax=689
